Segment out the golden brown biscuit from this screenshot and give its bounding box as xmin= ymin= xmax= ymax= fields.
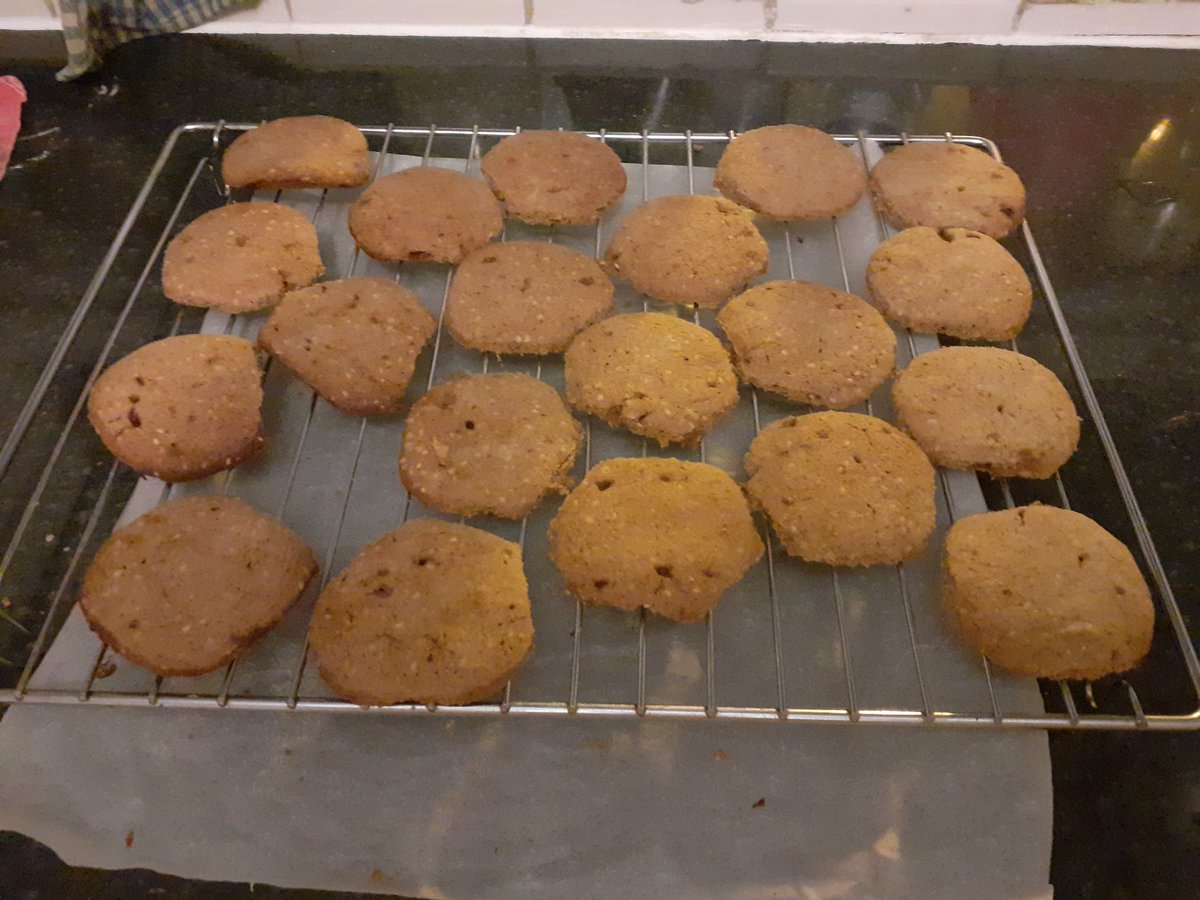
xmin=480 ymin=130 xmax=627 ymax=225
xmin=399 ymin=373 xmax=582 ymax=519
xmin=548 ymin=458 xmax=763 ymax=622
xmin=446 ymin=242 xmax=613 ymax=355
xmin=258 ymin=277 xmax=435 ymax=415
xmin=943 ymin=504 xmax=1154 ymax=680
xmin=866 ymin=226 xmax=1032 ymax=341
xmin=162 ymin=202 xmax=324 ymax=313
xmin=604 ymin=195 xmax=769 ymax=307
xmin=308 ymin=519 xmax=533 ymax=707
xmin=348 ymin=166 xmax=503 ymax=264
xmin=717 ymin=280 xmax=896 ymax=408
xmin=88 ymin=334 xmax=264 ymax=482
xmin=714 ymin=125 xmax=866 ymax=220
xmin=564 ymin=312 xmax=738 ymax=446
xmin=80 ymin=496 xmax=317 ymax=676
xmin=222 ymin=116 xmax=370 ymax=190
xmin=869 ymin=142 xmax=1026 ymax=239
xmin=745 ymin=412 xmax=936 ymax=566
xmin=892 ymin=346 xmax=1079 ymax=479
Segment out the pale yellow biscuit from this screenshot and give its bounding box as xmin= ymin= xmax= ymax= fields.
xmin=162 ymin=202 xmax=324 ymax=313
xmin=548 ymin=457 xmax=764 ymax=622
xmin=604 ymin=195 xmax=769 ymax=307
xmin=892 ymin=346 xmax=1079 ymax=479
xmin=866 ymin=226 xmax=1031 ymax=340
xmin=564 ymin=312 xmax=738 ymax=446
xmin=745 ymin=412 xmax=936 ymax=566
xmin=258 ymin=277 xmax=435 ymax=415
xmin=943 ymin=504 xmax=1154 ymax=680
xmin=399 ymin=373 xmax=582 ymax=519
xmin=80 ymin=496 xmax=317 ymax=676
xmin=348 ymin=167 xmax=503 ymax=264
xmin=88 ymin=334 xmax=264 ymax=482
xmin=869 ymin=142 xmax=1026 ymax=239
xmin=481 ymin=130 xmax=627 ymax=225
xmin=717 ymin=280 xmax=896 ymax=408
xmin=446 ymin=242 xmax=613 ymax=355
xmin=309 ymin=519 xmax=533 ymax=707
xmin=222 ymin=116 xmax=370 ymax=190
xmin=715 ymin=125 xmax=866 ymax=220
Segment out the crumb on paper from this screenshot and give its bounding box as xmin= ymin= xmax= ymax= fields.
xmin=371 ymin=869 xmax=397 ymax=888
xmin=283 ymin=748 xmax=293 ymax=756
xmin=665 ymin=645 xmax=702 ymax=681
xmin=124 ymin=830 xmax=134 ymax=848
xmin=713 ymin=750 xmax=729 ymax=762
xmin=587 ymin=739 xmax=608 ymax=751
xmin=752 ymin=797 xmax=766 ymax=809
xmin=873 ymin=828 xmax=901 ymax=861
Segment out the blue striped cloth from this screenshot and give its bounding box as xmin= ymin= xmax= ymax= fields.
xmin=58 ymin=0 xmax=248 ymax=81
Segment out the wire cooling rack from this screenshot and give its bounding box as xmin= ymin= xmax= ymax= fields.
xmin=0 ymin=123 xmax=1197 ymax=731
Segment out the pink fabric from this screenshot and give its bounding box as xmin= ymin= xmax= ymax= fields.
xmin=0 ymin=76 xmax=28 ymax=181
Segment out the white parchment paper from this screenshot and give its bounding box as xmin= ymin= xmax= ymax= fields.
xmin=0 ymin=144 xmax=1052 ymax=898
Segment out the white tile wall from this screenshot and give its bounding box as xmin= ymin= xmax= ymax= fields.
xmin=0 ymin=0 xmax=57 ymax=29
xmin=775 ymin=0 xmax=1020 ymax=35
xmin=535 ymin=0 xmax=764 ymax=30
xmin=1017 ymin=0 xmax=1200 ymax=36
xmin=4 ymin=0 xmax=56 ymax=15
xmin=3 ymin=0 xmax=1199 ymax=43
xmin=287 ymin=0 xmax=525 ymax=28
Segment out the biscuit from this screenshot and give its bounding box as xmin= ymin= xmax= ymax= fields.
xmin=399 ymin=373 xmax=582 ymax=520
xmin=869 ymin=142 xmax=1026 ymax=239
xmin=866 ymin=226 xmax=1032 ymax=340
xmin=548 ymin=458 xmax=763 ymax=622
xmin=892 ymin=346 xmax=1079 ymax=479
xmin=222 ymin=116 xmax=370 ymax=190
xmin=480 ymin=130 xmax=627 ymax=225
xmin=88 ymin=334 xmax=264 ymax=482
xmin=258 ymin=277 xmax=435 ymax=416
xmin=604 ymin=195 xmax=769 ymax=307
xmin=79 ymin=495 xmax=317 ymax=676
xmin=714 ymin=125 xmax=867 ymax=220
xmin=717 ymin=280 xmax=896 ymax=408
xmin=564 ymin=312 xmax=738 ymax=446
xmin=161 ymin=202 xmax=324 ymax=313
xmin=745 ymin=412 xmax=936 ymax=566
xmin=446 ymin=242 xmax=613 ymax=355
xmin=308 ymin=519 xmax=533 ymax=707
xmin=943 ymin=504 xmax=1154 ymax=680
xmin=348 ymin=166 xmax=503 ymax=264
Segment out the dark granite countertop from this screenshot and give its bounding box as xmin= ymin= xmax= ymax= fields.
xmin=1 ymin=31 xmax=1199 ymax=898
